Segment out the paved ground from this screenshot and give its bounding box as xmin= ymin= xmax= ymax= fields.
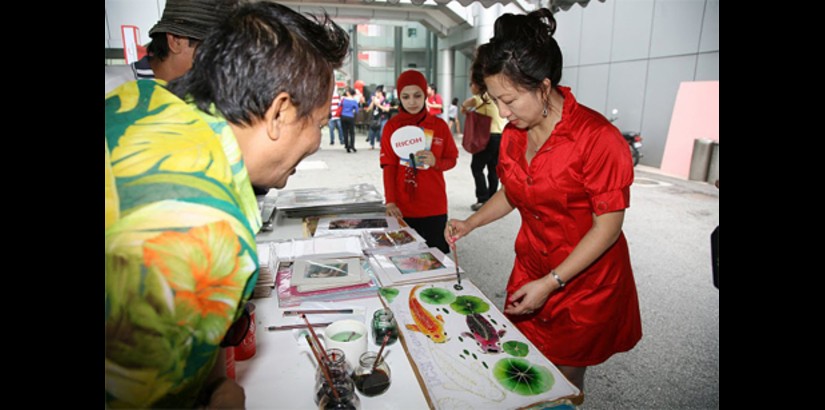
xmin=281 ymin=128 xmax=719 ymax=409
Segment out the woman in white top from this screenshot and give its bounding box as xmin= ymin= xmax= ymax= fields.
xmin=448 ymin=97 xmax=461 ymax=135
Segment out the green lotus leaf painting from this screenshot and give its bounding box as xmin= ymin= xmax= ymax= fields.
xmin=379 ymin=287 xmax=400 ymax=303
xmin=502 ymin=341 xmax=530 ymax=357
xmin=493 ymin=358 xmax=554 ymax=396
xmin=419 ymin=287 xmax=456 ymax=305
xmin=450 ymin=295 xmax=489 ymax=315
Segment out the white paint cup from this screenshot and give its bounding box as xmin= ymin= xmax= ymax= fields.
xmin=321 ymin=319 xmax=368 ymax=369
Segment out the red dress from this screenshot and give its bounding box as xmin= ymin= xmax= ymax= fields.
xmin=497 ymin=87 xmax=642 ymax=367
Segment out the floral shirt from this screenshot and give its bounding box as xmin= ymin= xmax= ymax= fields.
xmin=105 ymin=80 xmax=261 ymax=408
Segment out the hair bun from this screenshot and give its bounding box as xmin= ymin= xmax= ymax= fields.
xmin=529 ymin=8 xmax=557 ymax=37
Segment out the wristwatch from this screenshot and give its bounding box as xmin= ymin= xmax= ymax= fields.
xmin=550 ymin=270 xmax=566 ymax=289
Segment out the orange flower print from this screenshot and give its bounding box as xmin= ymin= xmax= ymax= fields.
xmin=143 ymin=220 xmax=249 ymax=341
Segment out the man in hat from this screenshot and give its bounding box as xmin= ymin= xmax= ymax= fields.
xmin=104 ymin=0 xmax=237 ymax=94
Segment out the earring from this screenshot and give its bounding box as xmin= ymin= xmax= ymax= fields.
xmin=542 ymin=105 xmax=548 ymax=117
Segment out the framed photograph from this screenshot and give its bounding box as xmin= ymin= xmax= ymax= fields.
xmin=369 ymin=247 xmax=463 ymax=287
xmin=290 ymin=258 xmax=364 ymax=287
xmin=314 ymin=214 xmax=404 ymax=237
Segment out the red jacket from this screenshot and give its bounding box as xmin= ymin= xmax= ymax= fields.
xmin=380 ymin=113 xmax=457 ymax=218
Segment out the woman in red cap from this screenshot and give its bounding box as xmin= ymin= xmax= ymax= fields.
xmin=380 ymin=70 xmax=458 ymax=254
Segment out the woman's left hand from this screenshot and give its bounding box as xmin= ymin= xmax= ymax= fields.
xmin=503 ymin=276 xmax=556 ymax=316
xmin=415 ymin=150 xmax=436 ymax=167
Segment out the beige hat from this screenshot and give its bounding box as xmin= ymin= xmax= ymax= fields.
xmin=148 ymin=0 xmax=237 ymax=40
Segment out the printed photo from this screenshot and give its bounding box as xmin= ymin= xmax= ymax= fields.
xmin=371 ymin=230 xmax=416 ymax=247
xmin=305 ymin=262 xmax=349 ymax=279
xmin=329 ymin=218 xmax=389 ymax=230
xmin=390 ymin=252 xmax=445 ymax=274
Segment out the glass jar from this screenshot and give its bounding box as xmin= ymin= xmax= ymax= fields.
xmin=371 ymin=309 xmax=399 ymax=346
xmin=353 ymin=351 xmax=392 ymax=397
xmin=318 ymin=380 xmax=360 ymax=410
xmin=314 ymin=348 xmax=353 ymax=405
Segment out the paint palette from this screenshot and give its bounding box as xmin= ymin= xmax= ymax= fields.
xmin=383 ymin=281 xmax=580 ymax=409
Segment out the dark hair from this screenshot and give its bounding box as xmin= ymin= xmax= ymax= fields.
xmin=428 ymin=83 xmax=437 ymax=92
xmin=145 ymin=33 xmax=199 ymax=61
xmin=451 ymin=97 xmax=458 ymax=105
xmin=471 ymin=8 xmax=561 ymax=97
xmin=168 ymin=2 xmax=349 ymax=126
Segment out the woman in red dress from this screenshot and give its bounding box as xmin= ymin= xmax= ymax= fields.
xmin=445 ymin=9 xmax=642 ymax=400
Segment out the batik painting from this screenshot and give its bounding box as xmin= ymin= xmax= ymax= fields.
xmin=383 ymin=281 xmax=580 ymax=409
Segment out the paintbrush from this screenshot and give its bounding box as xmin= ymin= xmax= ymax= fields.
xmin=283 ymin=309 xmax=354 ymax=316
xmin=302 ymin=314 xmax=329 ymax=362
xmin=305 ymin=334 xmax=340 ymax=401
xmin=372 ymin=334 xmax=390 ymax=372
xmin=266 ymin=322 xmax=332 ymax=331
xmin=449 ymin=224 xmax=463 ymax=290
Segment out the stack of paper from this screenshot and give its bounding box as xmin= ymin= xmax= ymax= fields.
xmin=252 ymin=242 xmax=276 ymax=299
xmin=274 ymin=183 xmax=385 ymax=218
xmin=270 ymin=235 xmax=363 ymax=262
xmin=369 ymin=247 xmax=464 ymax=287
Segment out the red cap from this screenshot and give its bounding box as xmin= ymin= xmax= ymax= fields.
xmin=396 ymin=70 xmax=427 ymax=95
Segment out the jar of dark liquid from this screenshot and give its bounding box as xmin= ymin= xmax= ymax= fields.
xmin=314 ymin=348 xmax=353 ymax=405
xmin=318 ymin=380 xmax=360 ymax=410
xmin=353 ymin=351 xmax=392 ymax=397
xmin=371 ymin=309 xmax=399 ymax=346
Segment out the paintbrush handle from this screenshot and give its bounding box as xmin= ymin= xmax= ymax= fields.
xmin=267 ymin=322 xmax=332 ymax=331
xmin=302 ymin=314 xmax=330 ymax=362
xmin=283 ymin=309 xmax=353 ymax=316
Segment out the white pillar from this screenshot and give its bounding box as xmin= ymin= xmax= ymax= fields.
xmin=439 ymin=48 xmax=454 ymax=123
xmin=477 ymin=4 xmax=502 ymax=47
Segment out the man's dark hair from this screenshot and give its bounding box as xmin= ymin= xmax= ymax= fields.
xmin=168 ymin=2 xmax=349 ymax=126
xmin=429 ymin=83 xmax=437 ymax=93
xmin=472 ymin=8 xmax=562 ymax=96
xmin=145 ymin=33 xmax=199 ymax=61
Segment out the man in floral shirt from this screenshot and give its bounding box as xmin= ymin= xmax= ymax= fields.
xmin=104 ymin=3 xmax=348 ymax=407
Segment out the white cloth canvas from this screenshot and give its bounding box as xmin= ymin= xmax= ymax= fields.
xmin=384 ymin=281 xmax=580 ymax=409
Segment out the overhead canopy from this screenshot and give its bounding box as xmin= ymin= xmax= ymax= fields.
xmin=282 ymin=0 xmax=604 ymax=11
xmin=277 ymin=0 xmax=606 ymax=37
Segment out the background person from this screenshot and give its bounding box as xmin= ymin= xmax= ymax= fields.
xmin=444 ymin=9 xmax=641 ymax=402
xmin=426 ymin=83 xmax=443 ymax=118
xmin=329 ymin=88 xmax=344 ymax=145
xmin=462 ymin=80 xmax=505 ymax=211
xmin=104 ymin=0 xmax=238 ymax=94
xmin=105 ymin=2 xmax=348 ymax=407
xmin=340 ymin=87 xmax=360 ymax=153
xmin=448 ymin=97 xmax=461 ymax=135
xmin=381 ymin=70 xmax=458 ymax=254
xmin=366 ymin=88 xmax=391 ymax=149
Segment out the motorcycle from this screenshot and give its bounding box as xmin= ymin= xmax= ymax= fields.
xmin=608 ymin=109 xmax=643 ymax=167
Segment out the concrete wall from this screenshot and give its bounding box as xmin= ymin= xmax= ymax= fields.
xmin=554 ymin=0 xmax=719 ymax=167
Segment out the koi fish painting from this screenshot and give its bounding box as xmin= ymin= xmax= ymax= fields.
xmin=405 ymin=284 xmax=448 ymax=343
xmin=461 ymin=313 xmax=506 ymax=354
xmin=386 ymin=281 xmax=581 ymax=409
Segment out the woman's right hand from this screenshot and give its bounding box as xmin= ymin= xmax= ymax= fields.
xmin=385 ymin=203 xmax=403 ymax=218
xmin=444 ymin=219 xmax=473 ymax=249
